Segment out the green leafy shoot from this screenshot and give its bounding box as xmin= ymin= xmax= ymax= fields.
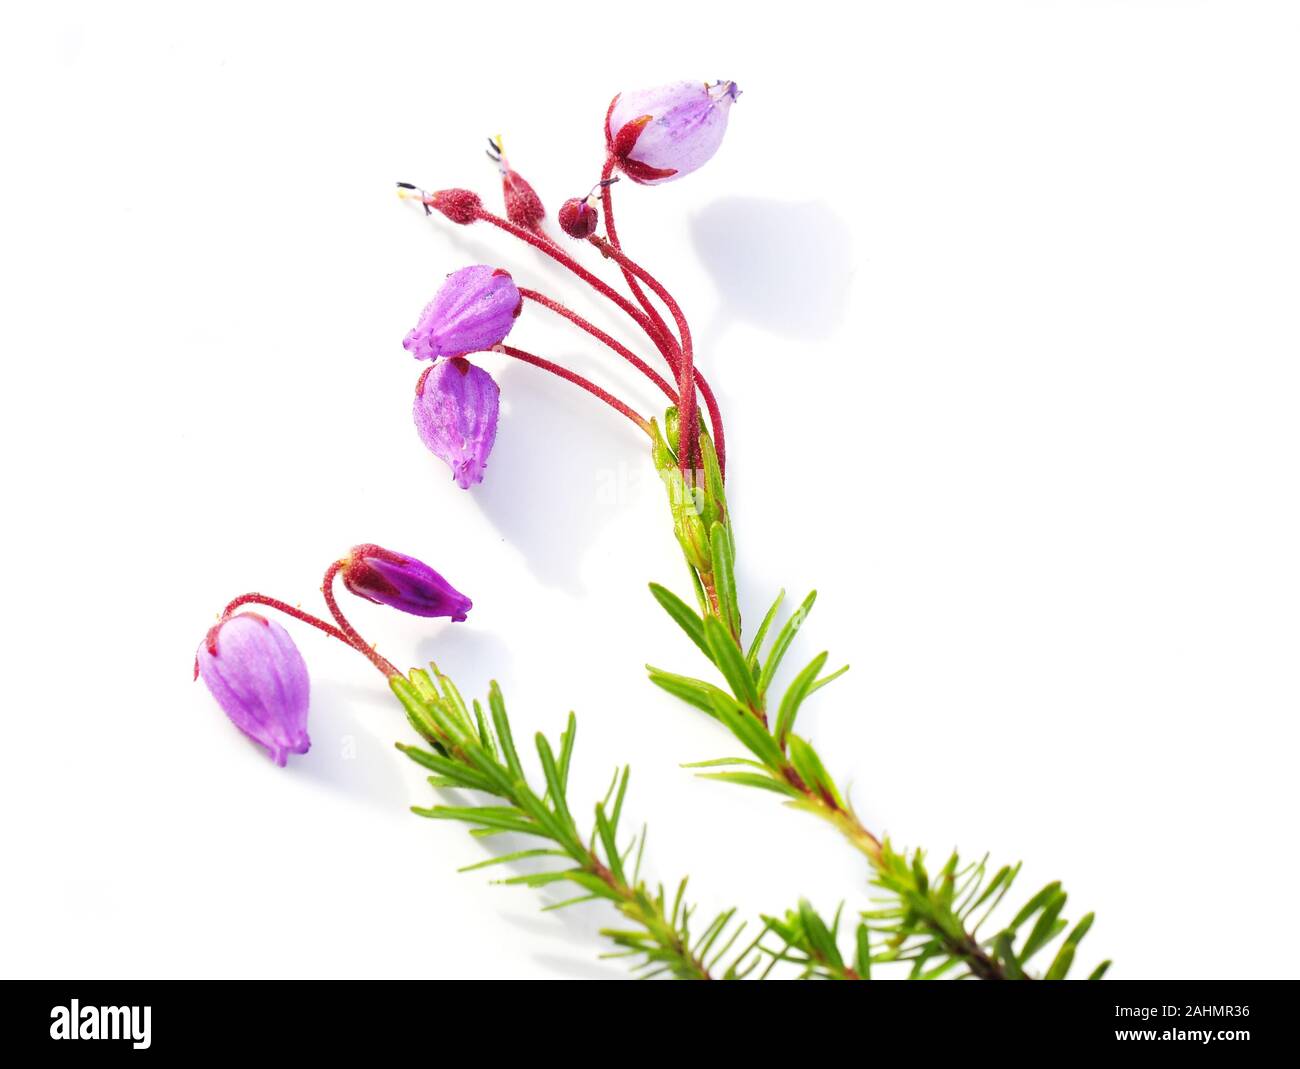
xmin=392 ymin=665 xmax=784 ymax=980
xmin=643 ymin=415 xmax=1108 ymax=979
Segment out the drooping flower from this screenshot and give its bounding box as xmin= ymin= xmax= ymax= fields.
xmin=196 ymin=614 xmax=311 ymax=767
xmin=341 ymin=544 xmax=472 ymax=621
xmin=606 ymin=80 xmax=740 ymax=185
xmin=403 ymin=265 xmax=522 ymax=361
xmin=414 ymin=357 xmax=501 ymax=489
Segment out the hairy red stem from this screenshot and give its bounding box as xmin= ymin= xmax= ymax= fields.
xmin=322 ymin=560 xmax=401 ymax=678
xmin=519 ymin=288 xmax=678 ymax=403
xmin=600 ymin=157 xmax=680 ymax=361
xmin=474 ymin=208 xmax=664 ymax=347
xmin=597 ymin=164 xmax=726 ymax=475
xmin=218 ymin=593 xmax=352 ymax=645
xmin=589 ymin=236 xmax=699 ymax=474
xmin=496 ymin=344 xmax=653 ymax=434
xmin=419 ymin=191 xmax=726 ymax=471
xmin=194 ymin=592 xmax=391 ymax=681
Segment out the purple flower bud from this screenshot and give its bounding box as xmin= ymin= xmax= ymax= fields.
xmin=413 ymin=357 xmax=500 ymax=489
xmin=341 ymin=544 xmax=472 ymax=621
xmin=196 ymin=614 xmax=311 ymax=767
xmin=606 ymin=80 xmax=740 ymax=185
xmin=403 ymin=265 xmax=522 ymax=361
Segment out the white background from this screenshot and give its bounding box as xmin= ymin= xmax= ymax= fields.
xmin=2 ymin=0 xmax=1297 ymax=979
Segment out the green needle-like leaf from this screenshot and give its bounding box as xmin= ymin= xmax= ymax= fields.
xmin=595 ymin=803 xmax=625 ymax=883
xmin=472 ymin=700 xmax=500 ymax=762
xmin=542 ymin=894 xmax=600 ymax=912
xmin=414 ymin=805 xmax=542 ymax=837
xmin=496 ymin=869 xmax=578 ymax=888
xmin=773 ymin=651 xmax=829 ymax=749
xmin=703 ymin=614 xmax=761 ymax=714
xmin=563 ymin=871 xmax=624 ymax=903
xmin=806 ymin=663 xmax=850 ymax=697
xmin=680 ymin=756 xmax=768 ymax=769
xmin=746 ymin=588 xmax=785 ymax=666
xmin=535 ymin=733 xmax=575 ymax=832
xmin=646 ymin=666 xmax=731 ymax=719
xmin=709 ymin=522 xmax=741 ymax=639
xmin=556 ymin=712 xmax=577 ymax=794
xmin=697 ymin=771 xmax=799 ymax=796
xmin=994 ymin=933 xmax=1025 ymax=979
xmin=1019 ymin=890 xmax=1069 ymax=964
xmin=457 ymin=848 xmax=565 ymax=873
xmin=708 ymin=692 xmax=786 ymax=767
xmin=1006 ymin=882 xmax=1063 ymax=933
xmin=757 ymin=590 xmax=817 ymax=700
xmin=786 ymin=735 xmax=844 ymax=809
xmin=798 ymin=900 xmax=844 ymax=969
xmin=649 ymin=582 xmax=712 ymax=662
xmin=700 ymin=430 xmax=728 ymax=530
xmin=853 ymin=923 xmax=872 ymax=979
xmin=488 ymin=682 xmax=525 ymax=782
xmin=610 ymin=766 xmax=630 ymax=831
xmin=397 ymin=743 xmax=498 ymax=793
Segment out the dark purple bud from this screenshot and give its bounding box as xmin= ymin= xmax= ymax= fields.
xmin=413 ymin=357 xmax=500 ymax=489
xmin=341 ymin=544 xmax=472 ymax=621
xmin=196 ymin=614 xmax=311 ymax=767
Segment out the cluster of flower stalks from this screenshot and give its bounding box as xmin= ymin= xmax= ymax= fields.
xmin=196 ymin=80 xmax=1108 ymax=980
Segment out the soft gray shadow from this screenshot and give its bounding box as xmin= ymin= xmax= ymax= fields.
xmin=499 ymin=899 xmax=629 ymax=980
xmin=470 ymin=359 xmax=644 ymax=593
xmin=413 ymin=626 xmax=514 ymax=692
xmin=422 ymin=221 xmax=512 ymax=270
xmin=297 ymin=685 xmax=409 ymax=811
xmin=690 ymin=196 xmax=852 ymax=342
xmin=417 ymin=806 xmax=628 ymax=978
xmin=531 ymin=954 xmax=628 ymax=981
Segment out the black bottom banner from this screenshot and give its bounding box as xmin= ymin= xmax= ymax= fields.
xmin=0 ymin=978 xmax=1289 ymax=1057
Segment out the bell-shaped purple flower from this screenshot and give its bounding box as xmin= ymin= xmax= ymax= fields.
xmin=413 ymin=357 xmax=500 ymax=489
xmin=606 ymin=80 xmax=740 ymax=185
xmin=341 ymin=543 xmax=472 ymax=621
xmin=403 ymin=265 xmax=522 ymax=361
xmin=196 ymin=614 xmax=311 ymax=767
